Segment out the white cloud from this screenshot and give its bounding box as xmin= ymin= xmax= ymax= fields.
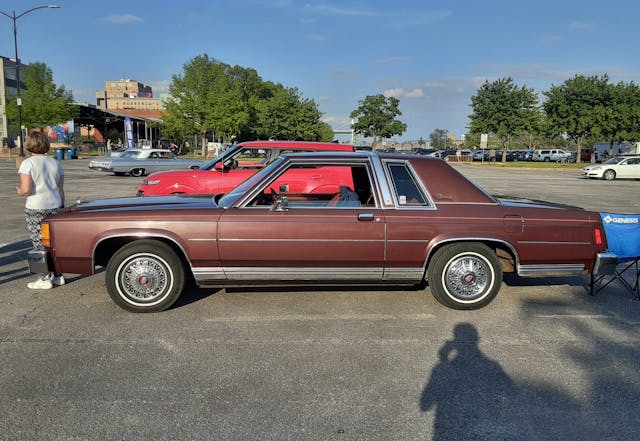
xmin=406 ymin=88 xmax=424 ymax=98
xmin=382 ymin=87 xmax=424 ymax=99
xmin=322 ymin=116 xmax=337 ymax=124
xmin=104 ymin=14 xmax=143 ymax=24
xmin=149 ymin=80 xmax=171 ymax=95
xmin=383 ymin=88 xmax=404 ymax=98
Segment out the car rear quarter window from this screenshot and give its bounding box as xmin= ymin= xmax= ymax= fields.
xmin=386 ymin=163 xmax=430 ymax=207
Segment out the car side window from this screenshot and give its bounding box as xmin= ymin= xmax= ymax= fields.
xmin=246 ymin=163 xmax=375 ymax=209
xmin=386 ymin=163 xmax=429 ymax=207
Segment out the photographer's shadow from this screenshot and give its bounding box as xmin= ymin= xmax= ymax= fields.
xmin=420 ymin=323 xmax=579 ymax=440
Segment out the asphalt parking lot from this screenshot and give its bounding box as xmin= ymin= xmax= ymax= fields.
xmin=1 ymin=156 xmax=639 ymax=440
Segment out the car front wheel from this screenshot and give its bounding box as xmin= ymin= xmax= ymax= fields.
xmin=603 ymin=169 xmax=616 ymax=181
xmin=105 ymin=240 xmax=185 ymax=312
xmin=427 ymin=243 xmax=502 ymax=310
xmin=130 ymin=168 xmax=145 ymax=177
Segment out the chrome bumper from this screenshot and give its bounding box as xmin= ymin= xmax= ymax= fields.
xmin=593 ymin=252 xmax=618 ymax=275
xmin=27 ymin=249 xmax=52 ymax=274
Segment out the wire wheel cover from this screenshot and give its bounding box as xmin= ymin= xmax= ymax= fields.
xmin=118 ymin=254 xmax=171 ymax=303
xmin=443 ymin=253 xmax=493 ymax=300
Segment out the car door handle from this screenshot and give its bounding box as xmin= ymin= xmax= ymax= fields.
xmin=358 ymin=213 xmax=375 ymax=221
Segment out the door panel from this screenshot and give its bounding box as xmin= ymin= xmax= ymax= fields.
xmin=217 ymin=207 xmax=385 ymax=280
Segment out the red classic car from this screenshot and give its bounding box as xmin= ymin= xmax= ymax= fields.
xmin=29 ymin=152 xmax=617 ymax=313
xmin=136 ymin=140 xmax=355 ymax=196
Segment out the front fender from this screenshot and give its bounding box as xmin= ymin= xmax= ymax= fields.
xmin=92 ymin=228 xmax=191 ymax=269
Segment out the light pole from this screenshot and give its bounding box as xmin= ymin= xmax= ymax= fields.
xmin=0 ymin=5 xmax=60 ymax=158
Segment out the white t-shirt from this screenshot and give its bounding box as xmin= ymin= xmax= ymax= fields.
xmin=18 ymin=155 xmax=64 ymax=210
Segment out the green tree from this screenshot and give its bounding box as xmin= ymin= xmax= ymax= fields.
xmin=5 ymin=62 xmax=78 ymax=133
xmin=599 ymin=80 xmax=640 ymax=153
xmin=468 ymin=77 xmax=540 ymax=161
xmin=542 ymin=74 xmax=610 ymax=163
xmin=429 ymin=128 xmax=451 ymax=149
xmin=253 ymin=82 xmax=333 ymax=141
xmin=163 ymin=55 xmax=251 ymax=156
xmin=163 ymin=54 xmax=333 ymax=153
xmin=350 ymin=94 xmax=407 ymax=147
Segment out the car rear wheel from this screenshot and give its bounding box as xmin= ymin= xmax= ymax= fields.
xmin=603 ymin=169 xmax=616 ymax=181
xmin=427 ymin=243 xmax=502 ymax=310
xmin=105 ymin=240 xmax=185 ymax=312
xmin=130 ymin=168 xmax=145 ymax=177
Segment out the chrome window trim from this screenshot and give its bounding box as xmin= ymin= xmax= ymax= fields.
xmin=380 ymin=159 xmax=437 ymax=210
xmin=235 ymin=157 xmax=380 ymax=209
xmin=370 ymin=155 xmax=395 ymax=206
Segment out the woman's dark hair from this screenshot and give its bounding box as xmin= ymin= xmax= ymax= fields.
xmin=25 ymin=131 xmax=50 ymax=154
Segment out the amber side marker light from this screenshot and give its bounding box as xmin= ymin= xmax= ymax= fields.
xmin=594 ymin=227 xmax=603 ymax=245
xmin=41 ymin=223 xmax=51 ymax=248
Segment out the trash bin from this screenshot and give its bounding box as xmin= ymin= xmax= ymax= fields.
xmin=66 ymin=147 xmax=78 ymax=159
xmin=54 ymin=148 xmax=65 ymax=160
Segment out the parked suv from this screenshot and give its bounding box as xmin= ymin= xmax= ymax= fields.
xmin=137 ymin=140 xmax=355 ymax=196
xmin=532 ymin=149 xmax=571 ymax=162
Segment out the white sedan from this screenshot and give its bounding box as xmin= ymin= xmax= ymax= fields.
xmin=89 ymin=148 xmax=204 ymax=177
xmin=581 ymin=155 xmax=640 ymax=180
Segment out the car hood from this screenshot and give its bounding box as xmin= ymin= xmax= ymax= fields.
xmin=67 ymin=195 xmax=218 ymax=213
xmin=496 ymin=197 xmax=583 ymax=211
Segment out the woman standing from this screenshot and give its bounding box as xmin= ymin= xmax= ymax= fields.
xmin=16 ymin=131 xmax=66 ymax=289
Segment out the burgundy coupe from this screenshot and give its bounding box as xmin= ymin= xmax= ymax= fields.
xmin=29 ymin=152 xmax=617 ymax=312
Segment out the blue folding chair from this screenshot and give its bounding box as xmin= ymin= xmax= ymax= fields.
xmin=588 ymin=213 xmax=640 ymax=299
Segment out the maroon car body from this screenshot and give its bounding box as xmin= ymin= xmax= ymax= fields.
xmin=30 ymin=152 xmax=617 ymax=312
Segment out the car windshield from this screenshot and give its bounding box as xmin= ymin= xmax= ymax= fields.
xmin=121 ymin=150 xmax=142 ymax=158
xmin=198 ymin=145 xmax=242 ymax=170
xmin=603 ymin=157 xmax=626 ymax=165
xmin=218 ymin=157 xmax=286 ymax=208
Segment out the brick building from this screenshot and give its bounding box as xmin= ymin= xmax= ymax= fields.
xmin=96 ymin=78 xmax=163 ymax=111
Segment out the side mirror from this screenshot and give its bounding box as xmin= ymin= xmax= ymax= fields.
xmin=214 ymin=162 xmax=226 ymax=172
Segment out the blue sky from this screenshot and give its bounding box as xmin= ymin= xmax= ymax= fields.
xmin=1 ymin=0 xmax=638 ymax=142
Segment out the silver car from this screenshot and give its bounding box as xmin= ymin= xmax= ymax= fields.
xmin=89 ymin=149 xmax=204 ymax=177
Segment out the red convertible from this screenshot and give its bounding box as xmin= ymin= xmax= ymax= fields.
xmin=29 ymin=152 xmax=617 ymax=312
xmin=137 ymin=140 xmax=355 ymax=196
